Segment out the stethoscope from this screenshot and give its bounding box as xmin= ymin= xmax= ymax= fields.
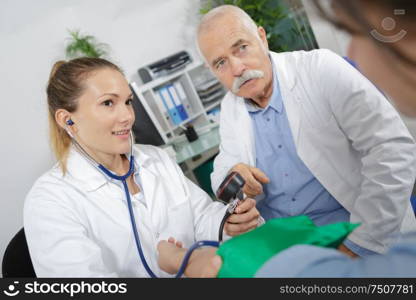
xmin=65 ymin=123 xmax=219 ymax=277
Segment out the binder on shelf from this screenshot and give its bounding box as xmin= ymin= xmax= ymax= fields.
xmin=166 ymin=83 xmax=189 ymax=121
xmin=158 ymin=86 xmax=182 ymax=125
xmin=154 ymin=90 xmax=172 ymax=126
xmin=173 ymin=81 xmax=192 ymax=114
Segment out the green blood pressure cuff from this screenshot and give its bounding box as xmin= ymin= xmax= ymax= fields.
xmin=216 ymin=215 xmax=359 ymax=278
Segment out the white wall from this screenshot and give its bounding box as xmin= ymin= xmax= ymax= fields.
xmin=0 ymin=0 xmax=202 ymax=275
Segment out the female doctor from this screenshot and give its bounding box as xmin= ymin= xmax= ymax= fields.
xmin=23 ymin=57 xmax=260 ymax=277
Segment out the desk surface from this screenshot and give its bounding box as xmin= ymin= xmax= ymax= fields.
xmin=173 ymin=126 xmax=220 ymax=164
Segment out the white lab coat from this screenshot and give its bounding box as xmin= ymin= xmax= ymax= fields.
xmin=211 ymin=49 xmax=416 ymax=254
xmin=24 ymin=145 xmax=228 ymax=277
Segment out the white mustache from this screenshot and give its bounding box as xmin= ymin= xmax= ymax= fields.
xmin=231 ymin=69 xmax=264 ymax=94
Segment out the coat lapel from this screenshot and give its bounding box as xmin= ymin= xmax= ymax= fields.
xmin=236 ymin=98 xmax=256 ymax=166
xmin=134 ymin=149 xmax=165 ymax=233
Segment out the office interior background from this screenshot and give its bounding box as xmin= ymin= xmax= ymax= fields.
xmin=2 ymin=0 xmax=416 ymax=276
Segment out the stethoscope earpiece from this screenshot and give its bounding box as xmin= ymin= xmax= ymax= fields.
xmin=65 ymin=119 xmax=75 ymax=138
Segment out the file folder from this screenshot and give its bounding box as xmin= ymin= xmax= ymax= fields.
xmin=154 ymin=90 xmax=172 ymax=126
xmin=167 ymin=83 xmax=189 ymax=121
xmin=173 ymin=81 xmax=192 ymax=114
xmin=158 ymin=87 xmax=182 ymax=125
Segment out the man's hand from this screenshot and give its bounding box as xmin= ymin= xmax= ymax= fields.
xmin=224 ymin=198 xmax=261 ymax=236
xmin=230 ymin=163 xmax=269 ymax=198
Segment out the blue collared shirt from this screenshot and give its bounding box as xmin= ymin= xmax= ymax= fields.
xmin=246 ymin=62 xmax=375 ymax=257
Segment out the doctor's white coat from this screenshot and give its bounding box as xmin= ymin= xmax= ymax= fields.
xmin=211 ymin=49 xmax=416 ymax=254
xmin=24 ymin=145 xmax=228 ymax=277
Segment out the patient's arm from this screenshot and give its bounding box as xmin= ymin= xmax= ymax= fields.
xmin=157 ymin=238 xmax=222 ymax=277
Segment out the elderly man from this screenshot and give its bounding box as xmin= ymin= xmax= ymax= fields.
xmin=197 ymin=5 xmax=416 ymax=257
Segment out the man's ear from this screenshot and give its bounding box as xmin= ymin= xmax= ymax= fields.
xmin=257 ymin=26 xmax=269 ymax=50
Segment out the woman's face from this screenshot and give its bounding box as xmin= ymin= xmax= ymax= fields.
xmin=70 ymin=68 xmax=135 ymax=160
xmin=337 ymin=4 xmax=416 ymax=116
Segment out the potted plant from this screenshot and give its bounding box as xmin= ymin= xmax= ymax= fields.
xmin=65 ymin=29 xmax=109 ymax=59
xmin=200 ymin=0 xmax=318 ymax=52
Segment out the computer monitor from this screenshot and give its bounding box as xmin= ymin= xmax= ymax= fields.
xmin=130 ymin=85 xmax=165 ymax=146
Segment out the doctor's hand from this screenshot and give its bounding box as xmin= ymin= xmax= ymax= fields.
xmin=157 ymin=238 xmax=185 ymax=274
xmin=157 ymin=238 xmax=222 ymax=277
xmin=224 ymin=198 xmax=261 ymax=236
xmin=230 ymin=163 xmax=270 ymax=198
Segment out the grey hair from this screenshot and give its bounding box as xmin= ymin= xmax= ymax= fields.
xmin=196 ymin=5 xmax=261 ymax=63
xmin=198 ymin=5 xmax=259 ymax=37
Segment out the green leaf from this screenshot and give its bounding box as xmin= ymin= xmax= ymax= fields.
xmin=199 ymin=0 xmax=317 ymax=52
xmin=65 ymin=29 xmax=109 ymax=59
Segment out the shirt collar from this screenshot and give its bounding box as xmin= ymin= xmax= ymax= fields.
xmin=245 ymin=55 xmax=282 ymax=114
xmin=65 ymin=145 xmax=154 ymax=192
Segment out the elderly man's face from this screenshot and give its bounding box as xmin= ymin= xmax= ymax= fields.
xmin=198 ymin=17 xmax=273 ymax=105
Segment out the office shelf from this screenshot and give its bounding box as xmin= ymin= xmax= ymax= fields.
xmin=203 ymin=99 xmax=222 ymax=112
xmin=130 ymin=61 xmax=226 ymax=144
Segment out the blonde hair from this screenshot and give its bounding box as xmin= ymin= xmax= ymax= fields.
xmin=46 ymin=57 xmax=123 ymax=173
